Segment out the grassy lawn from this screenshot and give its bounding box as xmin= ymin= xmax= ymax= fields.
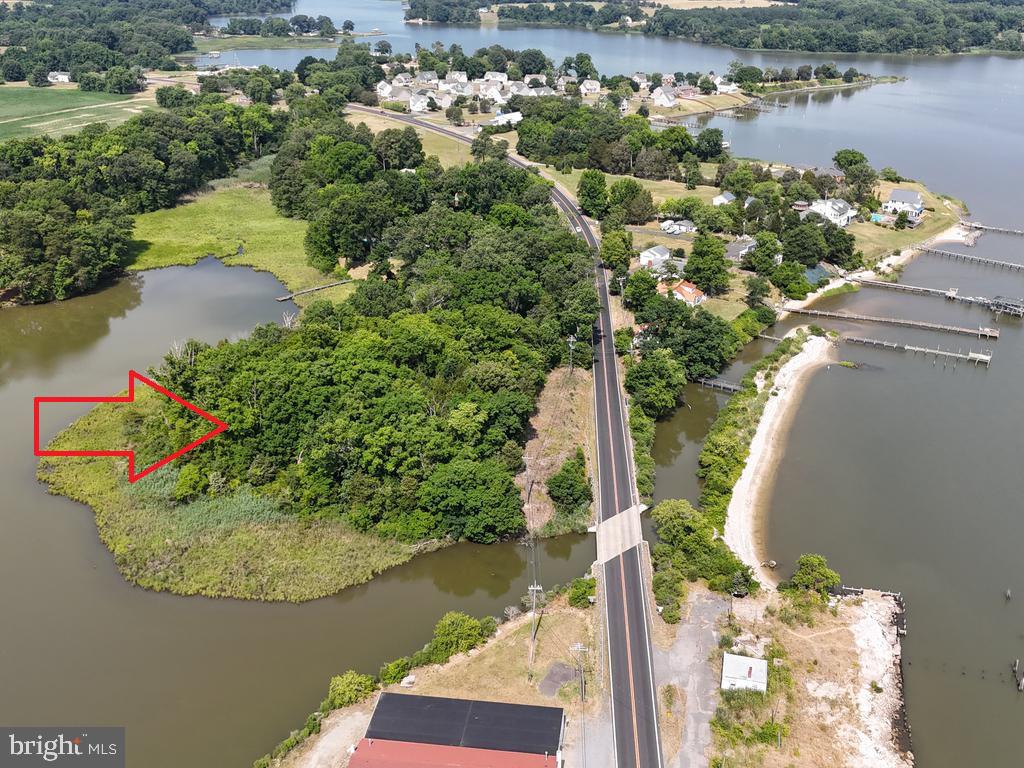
xmin=186 ymin=34 xmax=339 ymax=54
xmin=0 ymin=85 xmax=154 ymax=140
xmin=346 ymin=111 xmax=476 ymax=167
xmin=648 ymin=92 xmax=750 ymax=118
xmin=130 ymin=173 xmax=354 ymax=306
xmin=628 ymin=225 xmax=695 ymax=254
xmin=703 ymin=270 xmax=751 ymax=322
xmin=546 ymin=166 xmax=717 ymax=205
xmin=37 ymin=389 xmax=415 ymax=602
xmin=848 ymin=180 xmax=960 ymax=266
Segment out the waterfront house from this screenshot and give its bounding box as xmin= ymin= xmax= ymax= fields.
xmin=712 ymin=191 xmax=736 ymax=207
xmin=650 ymin=86 xmax=676 ymax=108
xmin=809 ymin=198 xmax=856 ymax=227
xmin=812 ymin=166 xmax=846 ymax=183
xmin=883 ymin=189 xmax=925 ymax=221
xmin=721 ymin=653 xmax=768 ymax=693
xmin=658 ymin=279 xmax=706 ymax=307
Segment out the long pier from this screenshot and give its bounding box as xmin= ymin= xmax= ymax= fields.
xmin=967 ymin=222 xmax=1024 ymax=236
xmin=785 ymin=307 xmax=1000 ymax=338
xmin=845 ymin=336 xmax=993 ymax=367
xmin=919 ymin=247 xmax=1024 ymax=272
xmin=758 ymin=333 xmax=784 ymax=342
xmin=697 ymin=377 xmax=743 ymax=393
xmin=850 ymin=277 xmax=1023 ymax=314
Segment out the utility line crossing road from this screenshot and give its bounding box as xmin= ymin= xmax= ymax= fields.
xmin=346 ymin=106 xmax=663 ymax=768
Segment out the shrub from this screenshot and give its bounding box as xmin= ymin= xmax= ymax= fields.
xmin=378 ymin=657 xmax=411 ymax=685
xmin=327 ymin=670 xmax=377 ymax=709
xmin=783 ymin=553 xmax=840 ymax=597
xmin=568 ymin=576 xmax=596 ymax=608
xmin=546 ymin=447 xmax=593 ymax=520
xmin=427 ymin=611 xmax=484 ymax=663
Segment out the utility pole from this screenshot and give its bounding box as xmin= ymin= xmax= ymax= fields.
xmin=527 ymin=538 xmax=543 ymax=680
xmin=570 ymin=643 xmax=589 ymax=768
xmin=567 ymin=334 xmax=577 ymax=374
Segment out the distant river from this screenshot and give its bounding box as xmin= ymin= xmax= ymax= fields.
xmin=0 ymin=258 xmax=595 ymax=768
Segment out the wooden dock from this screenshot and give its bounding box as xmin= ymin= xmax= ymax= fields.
xmin=851 ymin=277 xmax=1017 ymax=313
xmin=845 ymin=336 xmax=992 ymax=367
xmin=275 ymin=279 xmax=352 ymax=302
xmin=785 ymin=307 xmax=1000 ymax=338
xmin=758 ymin=333 xmax=784 ymax=342
xmin=966 ymin=222 xmax=1024 ymax=237
xmin=697 ymin=377 xmax=743 ymax=393
xmin=919 ymin=247 xmax=1024 ymax=272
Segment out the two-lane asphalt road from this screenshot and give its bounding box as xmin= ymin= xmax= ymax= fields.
xmin=346 ymin=105 xmax=663 ymax=767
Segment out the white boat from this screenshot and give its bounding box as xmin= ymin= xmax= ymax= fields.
xmin=208 ymin=51 xmax=221 ymax=58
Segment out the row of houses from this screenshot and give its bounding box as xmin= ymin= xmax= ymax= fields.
xmin=377 ymin=69 xmax=600 ymax=113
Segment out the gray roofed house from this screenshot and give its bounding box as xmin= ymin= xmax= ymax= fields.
xmin=639 ymin=244 xmax=686 ymax=275
xmin=883 ymin=188 xmax=925 ymax=220
xmin=725 ymin=235 xmax=756 ymax=263
xmin=712 ymin=190 xmax=736 ymax=207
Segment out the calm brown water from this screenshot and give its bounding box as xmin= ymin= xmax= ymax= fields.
xmin=0 ymin=257 xmax=595 ymax=767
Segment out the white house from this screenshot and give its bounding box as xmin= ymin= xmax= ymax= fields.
xmin=415 ymin=70 xmax=438 ymax=85
xmin=556 ymin=75 xmax=577 ymax=91
xmin=530 ymin=86 xmax=556 ymax=97
xmin=483 ymin=71 xmax=508 ymax=83
xmin=658 ymin=279 xmax=706 ymax=307
xmin=712 ymin=191 xmax=736 ymax=207
xmin=488 ymin=111 xmax=522 ymax=127
xmin=631 ymin=72 xmax=650 ymax=89
xmin=479 ymin=84 xmax=507 ymax=105
xmin=721 ymin=653 xmax=768 ymax=693
xmin=446 ymin=70 xmax=468 ymax=83
xmin=507 ymin=81 xmax=532 ymax=97
xmin=376 ymin=81 xmax=394 ymax=99
xmin=47 ymin=71 xmax=71 ymax=84
xmin=650 ymin=86 xmax=676 ymax=108
xmin=409 ymin=92 xmax=431 ymax=112
xmin=712 ymin=75 xmax=740 ymax=94
xmin=883 ymin=189 xmax=925 ymax=221
xmin=392 ymin=72 xmax=414 ymax=86
xmin=809 ymin=198 xmax=857 ymax=227
xmin=579 ymin=79 xmax=601 ymax=96
xmin=639 ymin=245 xmax=686 ymax=276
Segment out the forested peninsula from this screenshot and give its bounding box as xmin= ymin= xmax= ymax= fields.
xmin=409 ymin=0 xmax=1024 ymax=54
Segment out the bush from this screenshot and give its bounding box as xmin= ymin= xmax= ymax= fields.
xmin=427 ymin=611 xmax=485 ymax=664
xmin=546 ymin=447 xmax=593 ymax=520
xmin=327 ymin=670 xmax=377 ymax=709
xmin=782 ymin=553 xmax=840 ymax=597
xmin=378 ymin=657 xmax=411 ymax=685
xmin=568 ymin=576 xmax=596 ymax=608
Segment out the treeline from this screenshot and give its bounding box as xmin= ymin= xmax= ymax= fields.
xmin=0 ymin=0 xmax=294 ymax=81
xmin=498 ymin=2 xmax=640 ymax=27
xmin=222 ymin=14 xmax=337 ymax=37
xmin=646 ymin=0 xmax=1024 ymax=53
xmin=0 ymin=99 xmax=286 ymax=303
xmin=130 ymin=109 xmax=598 ymax=545
xmin=511 ymin=96 xmax=724 ymax=180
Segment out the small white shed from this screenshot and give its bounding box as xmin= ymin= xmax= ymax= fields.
xmin=721 ymin=652 xmax=768 ymax=693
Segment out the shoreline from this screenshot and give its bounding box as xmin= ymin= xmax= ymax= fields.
xmin=722 ymin=333 xmax=833 ymax=587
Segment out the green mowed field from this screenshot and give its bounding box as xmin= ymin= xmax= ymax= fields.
xmin=130 ymin=181 xmax=354 ymax=306
xmin=0 ymin=86 xmax=154 ymax=140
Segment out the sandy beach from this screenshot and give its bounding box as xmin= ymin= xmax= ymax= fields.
xmin=723 ymin=333 xmax=834 ymax=587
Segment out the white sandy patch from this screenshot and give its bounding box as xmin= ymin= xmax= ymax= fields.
xmin=723 ymin=333 xmax=833 ymax=587
xmin=842 ymin=592 xmax=913 ymax=768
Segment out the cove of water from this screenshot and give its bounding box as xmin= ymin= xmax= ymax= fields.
xmin=0 ymin=257 xmax=595 ymax=767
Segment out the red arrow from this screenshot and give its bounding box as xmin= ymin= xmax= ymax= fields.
xmin=33 ymin=370 xmax=228 ymax=483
